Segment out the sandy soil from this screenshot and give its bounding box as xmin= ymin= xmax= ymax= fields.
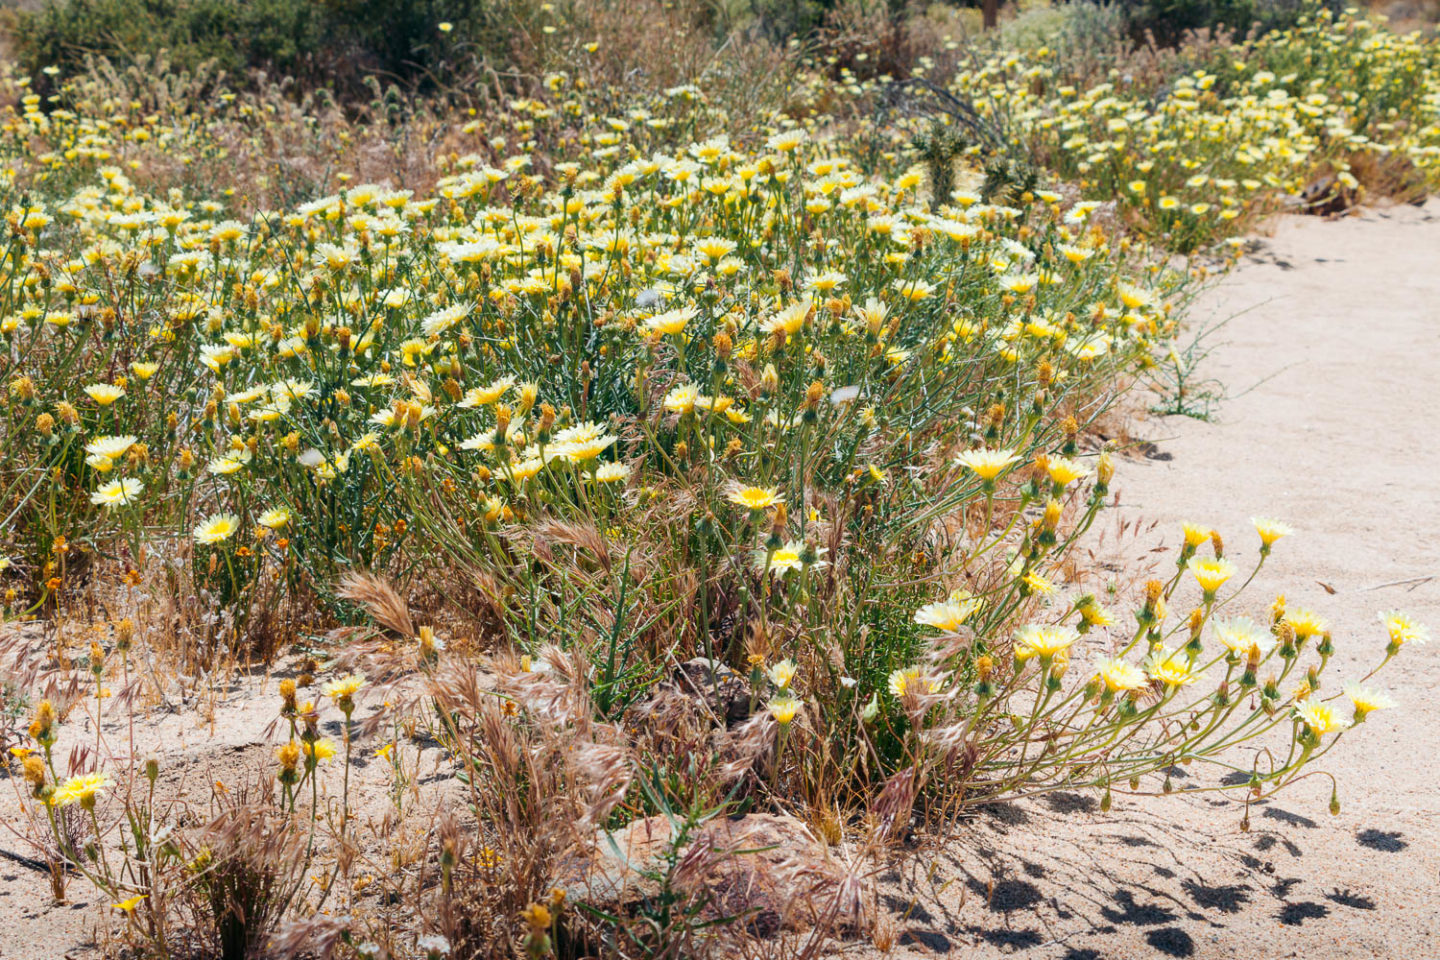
xmin=859 ymin=204 xmax=1440 ymax=959
xmin=0 ymin=655 xmax=447 ymax=959
xmin=1 ymin=205 xmax=1437 ymax=958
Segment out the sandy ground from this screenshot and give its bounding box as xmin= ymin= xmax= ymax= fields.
xmin=860 ymin=204 xmax=1440 ymax=959
xmin=0 ymin=656 xmax=447 ymax=959
xmin=1 ymin=205 xmax=1438 ymax=958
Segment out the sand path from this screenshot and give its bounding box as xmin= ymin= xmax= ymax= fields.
xmin=866 ymin=204 xmax=1440 ymax=959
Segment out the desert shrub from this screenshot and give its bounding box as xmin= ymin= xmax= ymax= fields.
xmin=1111 ymin=0 xmax=1339 ymax=47
xmin=944 ymin=9 xmax=1440 ymax=251
xmin=7 ymin=0 xmax=559 ymax=102
xmin=0 ymin=5 xmax=1433 ymax=957
xmin=9 ymin=0 xmax=330 ymax=89
xmin=748 ymin=0 xmax=854 ymax=44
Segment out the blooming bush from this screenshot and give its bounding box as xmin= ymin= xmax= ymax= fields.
xmin=957 ymin=10 xmax=1440 ymax=250
xmin=0 ymin=5 xmax=1431 ymax=956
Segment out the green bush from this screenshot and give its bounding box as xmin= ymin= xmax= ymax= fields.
xmin=11 ymin=0 xmax=328 ymax=80
xmin=1112 ymin=0 xmax=1339 ymax=47
xmin=8 ymin=0 xmax=520 ymax=100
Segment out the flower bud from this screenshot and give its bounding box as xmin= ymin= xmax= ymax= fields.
xmin=760 ymin=363 xmax=779 ymax=394
xmin=115 ymin=618 xmax=134 ymax=653
xmin=28 ymin=700 xmax=56 ymax=746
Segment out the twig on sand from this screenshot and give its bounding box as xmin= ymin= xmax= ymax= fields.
xmin=1357 ymin=575 xmax=1434 ymax=593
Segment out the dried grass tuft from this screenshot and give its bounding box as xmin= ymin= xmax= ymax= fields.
xmin=336 ymin=572 xmax=416 ymax=639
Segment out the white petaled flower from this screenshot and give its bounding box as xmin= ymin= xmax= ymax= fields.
xmin=258 ymin=508 xmax=291 ymax=530
xmin=90 ymin=477 xmax=143 ymax=509
xmin=194 ymin=514 xmax=240 ymax=546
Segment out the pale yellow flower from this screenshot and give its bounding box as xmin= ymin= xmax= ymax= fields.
xmin=727 ymin=484 xmax=781 ymax=510
xmin=322 ymin=672 xmax=367 ymax=700
xmin=1015 ymin=624 xmax=1078 ymax=661
xmin=1379 ymin=610 xmax=1428 ymax=648
xmin=1045 ymin=456 xmax=1089 ymax=486
xmin=1251 ymin=517 xmax=1292 ymax=547
xmin=1145 ymin=648 xmax=1196 ymax=687
xmin=194 ymin=514 xmax=239 ymax=545
xmin=90 ymin=478 xmax=143 ymax=509
xmin=641 ymin=305 xmax=697 ymax=337
xmin=1295 ymin=699 xmax=1349 ymax=738
xmin=955 ymin=447 xmax=1021 ymax=482
xmin=1094 ymin=656 xmax=1147 ymax=692
xmin=1343 ymin=682 xmax=1394 ymax=721
xmin=914 ymin=591 xmax=982 ymax=633
xmin=888 ymin=666 xmax=936 ymax=698
xmin=258 ymin=507 xmax=290 ymax=529
xmin=53 ymin=772 xmax=113 ymax=808
xmin=769 ymin=695 xmax=801 ymax=725
xmin=767 ymin=659 xmax=798 ymax=689
xmin=84 ymin=383 xmax=126 ymax=406
xmin=1187 ymin=556 xmax=1236 ymax=597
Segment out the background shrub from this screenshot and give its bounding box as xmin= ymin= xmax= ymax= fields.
xmin=7 ymin=0 xmax=544 ymax=101
xmin=11 ymin=0 xmax=328 ymax=82
xmin=1112 ymin=0 xmax=1343 ymax=47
